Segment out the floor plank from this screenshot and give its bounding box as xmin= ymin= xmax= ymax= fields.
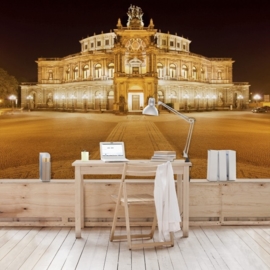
xmin=77 ymin=227 xmax=111 ymax=270
xmin=0 ymin=226 xmax=270 ymax=270
xmin=5 ymin=227 xmax=51 ymax=270
xmin=142 ymin=227 xmax=160 ymax=270
xmin=19 ymin=227 xmax=61 ymax=270
xmin=233 ymin=226 xmax=270 ymax=269
xmin=199 ymin=227 xmax=241 ymax=270
xmin=0 ymin=228 xmax=20 ymax=249
xmin=0 ymin=227 xmax=41 ymax=269
xmin=168 ymin=233 xmax=188 ymax=270
xmin=117 ymin=227 xmax=132 ymax=270
xmin=211 ymin=226 xmax=269 ymax=270
xmin=48 ymin=228 xmax=77 ymax=270
xmin=92 ymin=228 xmax=114 ymax=270
xmin=187 ymin=228 xmax=216 ymax=270
xmin=103 ymin=230 xmax=120 ymax=270
xmin=33 ymin=227 xmax=71 ymax=270
xmin=131 ymin=227 xmax=146 ymax=270
xmin=61 ymin=228 xmax=91 ymax=270
xmin=192 ymin=227 xmax=230 ymax=270
xmin=0 ymin=227 xmax=32 ymax=261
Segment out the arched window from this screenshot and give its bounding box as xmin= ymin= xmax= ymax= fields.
xmin=192 ymin=67 xmax=197 ymax=80
xmin=66 ymin=69 xmax=70 ymax=81
xmin=74 ymin=66 xmax=79 ymax=80
xmin=157 ymin=63 xmax=163 ymax=78
xmin=217 ymin=70 xmax=222 ymax=79
xmin=108 ymin=63 xmax=114 ymax=78
xmin=95 ymin=64 xmax=102 ymax=79
xmin=83 ymin=65 xmax=89 ymax=79
xmin=48 ymin=70 xmax=53 ymax=80
xmin=169 ymin=64 xmax=176 ymax=78
xmin=182 ymin=65 xmax=188 ymax=79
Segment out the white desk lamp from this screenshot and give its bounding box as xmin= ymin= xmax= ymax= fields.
xmin=142 ymin=97 xmax=195 ymax=162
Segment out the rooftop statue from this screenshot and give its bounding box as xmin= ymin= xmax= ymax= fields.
xmin=127 ymin=5 xmax=144 ymax=27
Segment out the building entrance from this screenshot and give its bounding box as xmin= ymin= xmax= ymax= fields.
xmin=132 ymin=95 xmax=140 ymax=110
xmin=128 ymin=92 xmax=144 ymax=111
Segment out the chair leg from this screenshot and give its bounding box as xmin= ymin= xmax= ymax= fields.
xmin=110 ymin=183 xmax=123 ymax=242
xmin=149 ymin=214 xmax=157 ymax=239
xmin=169 ymin=232 xmax=174 ymax=247
xmin=110 ymin=207 xmax=118 ymax=241
xmin=123 ymin=183 xmax=132 ymax=249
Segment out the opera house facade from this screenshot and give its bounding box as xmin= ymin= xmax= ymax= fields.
xmin=21 ymin=5 xmax=249 ymax=113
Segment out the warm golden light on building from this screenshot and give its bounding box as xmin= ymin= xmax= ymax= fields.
xmin=21 ymin=5 xmax=249 ymax=113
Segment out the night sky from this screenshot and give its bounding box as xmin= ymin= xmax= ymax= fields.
xmin=1 ymin=0 xmax=270 ymax=96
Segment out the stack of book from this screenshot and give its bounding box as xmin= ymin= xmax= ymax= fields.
xmin=151 ymin=151 xmax=176 ymax=162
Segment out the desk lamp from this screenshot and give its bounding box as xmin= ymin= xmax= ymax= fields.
xmin=142 ymin=97 xmax=195 ymax=162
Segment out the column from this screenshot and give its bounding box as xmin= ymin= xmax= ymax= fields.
xmin=103 ymin=59 xmax=106 ymax=77
xmin=114 ymin=53 xmax=118 ymax=73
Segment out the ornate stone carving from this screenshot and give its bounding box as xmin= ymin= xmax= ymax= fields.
xmin=127 ymin=5 xmax=144 ymax=27
xmin=125 ymin=38 xmax=146 ymax=52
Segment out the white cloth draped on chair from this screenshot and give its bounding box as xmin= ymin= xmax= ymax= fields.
xmin=154 ymin=161 xmax=181 ymax=241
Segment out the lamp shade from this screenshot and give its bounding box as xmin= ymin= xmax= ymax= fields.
xmin=142 ymin=97 xmax=159 ymax=116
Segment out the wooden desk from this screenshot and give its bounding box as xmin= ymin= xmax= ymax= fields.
xmin=72 ymin=160 xmax=191 ymax=238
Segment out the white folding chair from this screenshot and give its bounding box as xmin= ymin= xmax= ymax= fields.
xmin=110 ymin=162 xmax=177 ymax=249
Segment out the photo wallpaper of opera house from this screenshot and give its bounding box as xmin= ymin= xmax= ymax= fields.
xmin=21 ymin=5 xmax=249 ymax=113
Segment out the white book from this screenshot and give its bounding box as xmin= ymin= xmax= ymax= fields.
xmin=219 ymin=150 xmax=227 ymax=181
xmin=207 ymin=150 xmax=219 ymax=181
xmin=151 ymin=156 xmax=175 ymax=162
xmin=227 ymin=150 xmax=236 ymax=181
xmin=153 ymin=151 xmax=176 ymax=157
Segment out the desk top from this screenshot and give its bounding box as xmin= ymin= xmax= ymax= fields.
xmin=72 ymin=160 xmax=191 ymax=175
xmin=72 ymin=160 xmax=191 ymax=176
xmin=72 ymin=159 xmax=190 ymax=166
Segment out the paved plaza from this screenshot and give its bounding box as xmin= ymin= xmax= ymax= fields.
xmin=0 ymin=110 xmax=269 ymax=179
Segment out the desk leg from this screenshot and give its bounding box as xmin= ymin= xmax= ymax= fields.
xmin=182 ymin=166 xmax=189 ymax=237
xmin=75 ymin=167 xmax=82 ymax=238
xmin=81 ymin=176 xmax=84 ymax=229
xmin=177 ymin=174 xmax=183 ymax=229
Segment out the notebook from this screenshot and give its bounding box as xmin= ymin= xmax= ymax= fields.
xmin=100 ymin=142 xmax=129 ymax=162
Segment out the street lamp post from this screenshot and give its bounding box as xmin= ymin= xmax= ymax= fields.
xmin=205 ymin=95 xmax=209 ymax=111
xmin=61 ymin=95 xmax=65 ymax=110
xmin=82 ymin=94 xmax=88 ymax=112
xmin=237 ymin=94 xmax=243 ymax=109
xmin=26 ymin=95 xmax=33 ymax=111
xmin=253 ymin=94 xmax=261 ymax=106
xmin=183 ymin=94 xmax=189 ymax=112
xmin=98 ymin=93 xmax=103 ymax=112
xmin=70 ymin=94 xmax=76 ymax=112
xmin=9 ymin=95 xmax=17 ymax=112
xmin=195 ymin=94 xmax=201 ymax=111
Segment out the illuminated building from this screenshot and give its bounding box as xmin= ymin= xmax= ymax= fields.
xmin=21 ymin=5 xmax=249 ymax=112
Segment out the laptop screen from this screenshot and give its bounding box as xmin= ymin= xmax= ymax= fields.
xmin=100 ymin=142 xmax=127 ymax=160
xmin=101 ymin=143 xmax=124 ymax=156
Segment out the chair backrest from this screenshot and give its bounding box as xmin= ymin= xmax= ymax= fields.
xmin=121 ymin=163 xmax=162 ymax=180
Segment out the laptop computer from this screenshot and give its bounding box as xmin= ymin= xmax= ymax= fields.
xmin=100 ymin=142 xmax=129 ymax=162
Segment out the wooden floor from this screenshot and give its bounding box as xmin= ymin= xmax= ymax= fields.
xmin=1 ymin=226 xmax=270 ymax=270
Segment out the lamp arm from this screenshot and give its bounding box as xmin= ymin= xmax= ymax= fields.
xmin=157 ymin=101 xmax=195 ymax=160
